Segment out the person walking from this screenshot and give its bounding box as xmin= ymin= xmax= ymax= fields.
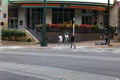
xmin=58 ymin=33 xmax=63 ymax=47
xmin=70 ymin=34 xmax=76 ymax=49
xmin=105 ymin=34 xmax=110 ymax=46
xmin=64 ymin=33 xmax=69 ymax=47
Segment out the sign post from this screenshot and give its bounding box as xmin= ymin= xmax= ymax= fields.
xmin=0 ymin=0 xmax=2 ymax=46
xmin=105 ymin=0 xmax=110 ymax=45
xmin=0 ymin=24 xmax=2 ymax=46
xmin=41 ymin=0 xmax=47 ymax=46
xmin=73 ymin=17 xmax=75 ymax=36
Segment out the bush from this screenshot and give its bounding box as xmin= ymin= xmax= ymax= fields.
xmin=80 ymin=24 xmax=91 ymax=28
xmin=66 ymin=24 xmax=73 ymax=28
xmin=75 ymin=24 xmax=79 ymax=28
xmin=59 ymin=24 xmax=66 ymax=29
xmin=36 ymin=24 xmax=43 ymax=28
xmin=26 ymin=38 xmax=32 ymax=42
xmin=49 ymin=24 xmax=58 ymax=28
xmin=2 ymin=29 xmax=26 ymax=41
xmin=91 ymin=25 xmax=99 ymax=29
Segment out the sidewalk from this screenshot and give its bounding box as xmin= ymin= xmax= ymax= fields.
xmin=28 ymin=40 xmax=120 ymax=49
xmin=1 ymin=40 xmax=120 ymax=49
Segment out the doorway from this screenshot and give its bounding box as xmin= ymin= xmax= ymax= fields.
xmin=8 ymin=17 xmax=18 ymax=29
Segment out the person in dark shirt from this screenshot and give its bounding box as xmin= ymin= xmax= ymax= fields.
xmin=70 ymin=34 xmax=76 ymax=49
xmin=105 ymin=34 xmax=110 ymax=45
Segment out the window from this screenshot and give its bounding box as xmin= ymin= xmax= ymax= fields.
xmin=8 ymin=8 xmax=18 ymax=17
xmin=82 ymin=9 xmax=97 ymax=25
xmin=52 ymin=8 xmax=74 ymax=24
xmin=26 ymin=8 xmax=43 ymax=30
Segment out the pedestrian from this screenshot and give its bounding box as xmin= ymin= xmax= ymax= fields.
xmin=70 ymin=33 xmax=76 ymax=49
xmin=105 ymin=34 xmax=110 ymax=45
xmin=64 ymin=33 xmax=69 ymax=47
xmin=58 ymin=33 xmax=63 ymax=47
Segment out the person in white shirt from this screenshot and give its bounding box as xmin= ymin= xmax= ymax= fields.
xmin=64 ymin=33 xmax=69 ymax=47
xmin=58 ymin=33 xmax=63 ymax=47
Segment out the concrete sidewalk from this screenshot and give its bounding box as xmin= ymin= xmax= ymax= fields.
xmin=1 ymin=40 xmax=120 ymax=49
xmin=28 ymin=40 xmax=120 ymax=49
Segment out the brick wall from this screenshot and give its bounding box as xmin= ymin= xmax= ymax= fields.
xmin=46 ymin=32 xmax=113 ymax=43
xmin=110 ymin=3 xmax=119 ymax=27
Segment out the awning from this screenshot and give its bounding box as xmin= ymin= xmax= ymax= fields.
xmin=21 ymin=3 xmax=107 ymax=11
xmin=10 ymin=0 xmax=114 ymax=5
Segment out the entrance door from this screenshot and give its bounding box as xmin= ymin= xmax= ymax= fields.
xmin=8 ymin=17 xmax=18 ymax=29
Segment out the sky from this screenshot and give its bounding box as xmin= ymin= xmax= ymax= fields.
xmin=9 ymin=0 xmax=120 ymax=4
xmin=69 ymin=0 xmax=114 ymax=4
xmin=51 ymin=0 xmax=116 ymax=4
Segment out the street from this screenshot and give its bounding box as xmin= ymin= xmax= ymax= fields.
xmin=0 ymin=46 xmax=120 ymax=80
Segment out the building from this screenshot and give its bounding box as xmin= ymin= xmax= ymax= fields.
xmin=0 ymin=0 xmax=116 ymax=29
xmin=0 ymin=0 xmax=120 ymax=42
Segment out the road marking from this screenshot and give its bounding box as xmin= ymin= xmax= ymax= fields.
xmin=0 ymin=61 xmax=118 ymax=80
xmin=69 ymin=48 xmax=120 ymax=54
xmin=69 ymin=48 xmax=106 ymax=53
xmin=0 ymin=46 xmax=24 ymax=50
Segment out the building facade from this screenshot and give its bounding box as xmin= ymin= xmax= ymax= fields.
xmin=1 ymin=0 xmax=120 ymax=42
xmin=0 ymin=0 xmax=117 ymax=29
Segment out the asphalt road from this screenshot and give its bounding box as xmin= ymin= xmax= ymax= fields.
xmin=0 ymin=47 xmax=120 ymax=80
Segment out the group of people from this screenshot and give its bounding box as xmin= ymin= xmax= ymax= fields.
xmin=58 ymin=33 xmax=76 ymax=49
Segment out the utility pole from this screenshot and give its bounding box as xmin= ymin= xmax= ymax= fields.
xmin=107 ymin=0 xmax=110 ymax=33
xmin=41 ymin=0 xmax=47 ymax=46
xmin=105 ymin=0 xmax=110 ymax=45
xmin=0 ymin=25 xmax=2 ymax=46
xmin=73 ymin=17 xmax=75 ymax=36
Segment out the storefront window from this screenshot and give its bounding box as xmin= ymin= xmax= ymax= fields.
xmin=52 ymin=8 xmax=74 ymax=24
xmin=26 ymin=8 xmax=43 ymax=30
xmin=82 ymin=9 xmax=97 ymax=25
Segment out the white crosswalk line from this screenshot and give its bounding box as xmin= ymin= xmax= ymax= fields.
xmin=0 ymin=61 xmax=118 ymax=80
xmin=68 ymin=47 xmax=120 ymax=54
xmin=69 ymin=48 xmax=103 ymax=52
xmin=0 ymin=46 xmax=24 ymax=50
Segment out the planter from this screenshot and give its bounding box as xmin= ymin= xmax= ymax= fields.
xmin=47 ymin=28 xmax=62 ymax=32
xmin=46 ymin=27 xmax=106 ymax=33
